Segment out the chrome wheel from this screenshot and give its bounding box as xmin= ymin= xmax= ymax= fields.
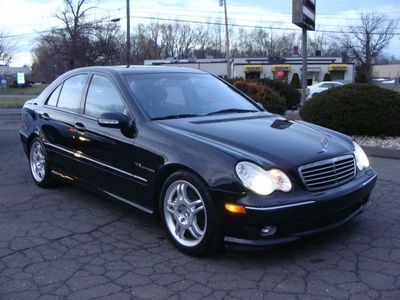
xmin=30 ymin=141 xmax=46 ymax=182
xmin=163 ymin=180 xmax=207 ymax=247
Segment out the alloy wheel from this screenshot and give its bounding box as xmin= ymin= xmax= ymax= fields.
xmin=30 ymin=141 xmax=46 ymax=182
xmin=163 ymin=180 xmax=207 ymax=247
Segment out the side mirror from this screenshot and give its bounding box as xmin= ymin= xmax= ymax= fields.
xmin=98 ymin=112 xmax=129 ymax=129
xmin=98 ymin=112 xmax=136 ymax=138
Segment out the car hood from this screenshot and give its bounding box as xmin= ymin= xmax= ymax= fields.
xmin=156 ymin=112 xmax=353 ymax=170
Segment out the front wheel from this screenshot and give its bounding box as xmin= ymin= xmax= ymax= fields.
xmin=29 ymin=138 xmax=54 ymax=188
xmin=160 ymin=171 xmax=224 ymax=256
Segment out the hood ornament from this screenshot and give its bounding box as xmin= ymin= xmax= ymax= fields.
xmin=319 ymin=137 xmax=329 ymax=153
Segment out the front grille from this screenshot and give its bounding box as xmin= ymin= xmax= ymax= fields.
xmin=299 ymin=155 xmax=356 ymax=191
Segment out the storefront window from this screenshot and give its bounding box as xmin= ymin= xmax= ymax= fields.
xmin=245 ymin=72 xmax=261 ymax=80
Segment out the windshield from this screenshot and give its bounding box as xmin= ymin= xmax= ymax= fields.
xmin=124 ymin=73 xmax=260 ymax=120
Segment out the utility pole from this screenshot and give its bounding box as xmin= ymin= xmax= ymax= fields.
xmin=301 ymin=27 xmax=307 ymax=106
xmin=221 ymin=0 xmax=231 ymax=78
xmin=126 ymin=0 xmax=131 ymax=65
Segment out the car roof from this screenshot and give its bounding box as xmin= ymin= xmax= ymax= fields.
xmin=318 ymin=81 xmax=343 ymax=84
xmin=69 ymin=65 xmax=207 ymax=75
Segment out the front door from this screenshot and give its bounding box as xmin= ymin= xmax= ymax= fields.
xmin=73 ymin=74 xmax=151 ymax=210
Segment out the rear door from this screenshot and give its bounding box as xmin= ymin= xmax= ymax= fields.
xmin=73 ymin=73 xmax=151 ymax=209
xmin=39 ymin=74 xmax=89 ymax=177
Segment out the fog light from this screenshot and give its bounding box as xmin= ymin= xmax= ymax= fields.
xmin=260 ymin=225 xmax=277 ymax=237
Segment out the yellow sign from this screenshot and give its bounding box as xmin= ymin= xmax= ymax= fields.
xmin=243 ymin=65 xmax=263 ymax=73
xmin=328 ymin=64 xmax=347 ymax=71
xmin=271 ymin=64 xmax=291 ymax=72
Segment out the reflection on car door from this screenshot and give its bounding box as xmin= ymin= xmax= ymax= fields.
xmin=40 ymin=74 xmax=88 ymax=178
xmin=73 ymin=74 xmax=152 ymax=211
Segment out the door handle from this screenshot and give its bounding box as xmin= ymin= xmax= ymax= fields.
xmin=41 ymin=113 xmax=50 ymax=121
xmin=74 ymin=122 xmax=86 ymax=132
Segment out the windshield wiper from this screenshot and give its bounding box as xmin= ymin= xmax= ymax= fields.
xmin=206 ymin=108 xmax=258 ymax=116
xmin=151 ymin=114 xmax=200 ymax=120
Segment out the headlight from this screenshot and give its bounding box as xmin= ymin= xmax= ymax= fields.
xmin=353 ymin=141 xmax=369 ymax=170
xmin=235 ymin=161 xmax=292 ymax=195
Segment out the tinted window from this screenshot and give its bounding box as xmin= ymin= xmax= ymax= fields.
xmin=46 ymin=85 xmax=62 ymax=107
xmin=84 ymin=75 xmax=126 ymax=118
xmin=57 ymin=75 xmax=88 ymax=113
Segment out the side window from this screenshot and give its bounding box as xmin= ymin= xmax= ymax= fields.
xmin=46 ymin=85 xmax=62 ymax=107
xmin=84 ymin=75 xmax=126 ymax=118
xmin=319 ymin=83 xmax=330 ymax=88
xmin=57 ymin=74 xmax=88 ymax=113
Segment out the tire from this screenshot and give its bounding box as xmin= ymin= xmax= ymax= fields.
xmin=160 ymin=171 xmax=224 ymax=256
xmin=29 ymin=137 xmax=54 ymax=188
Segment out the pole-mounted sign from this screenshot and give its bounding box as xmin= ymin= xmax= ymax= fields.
xmin=292 ymin=0 xmax=316 ymax=31
xmin=292 ymin=0 xmax=316 ymax=106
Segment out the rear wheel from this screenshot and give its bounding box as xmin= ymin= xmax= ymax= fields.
xmin=160 ymin=171 xmax=224 ymax=256
xmin=29 ymin=138 xmax=54 ymax=188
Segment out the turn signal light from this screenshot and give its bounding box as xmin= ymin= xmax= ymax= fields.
xmin=224 ymin=203 xmax=247 ymax=214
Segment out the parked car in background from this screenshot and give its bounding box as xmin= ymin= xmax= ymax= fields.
xmin=307 ymin=81 xmax=343 ymax=99
xmin=20 ymin=66 xmax=376 ymax=256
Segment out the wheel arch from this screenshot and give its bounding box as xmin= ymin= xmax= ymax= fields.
xmin=151 ymin=163 xmax=209 ymax=217
xmin=26 ymin=130 xmax=41 ymax=155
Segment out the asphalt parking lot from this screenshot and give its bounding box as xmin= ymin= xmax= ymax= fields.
xmin=0 ymin=109 xmax=399 ymax=299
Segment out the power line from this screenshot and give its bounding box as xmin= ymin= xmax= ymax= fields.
xmin=134 ymin=10 xmax=399 ymax=30
xmin=2 ymin=14 xmax=399 ymax=40
xmin=130 ymin=15 xmax=400 ymax=36
xmin=133 ymin=5 xmax=400 ymax=21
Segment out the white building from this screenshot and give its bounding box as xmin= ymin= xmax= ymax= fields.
xmin=145 ymin=57 xmax=355 ymax=85
xmin=0 ymin=65 xmax=31 ymax=76
xmin=372 ymin=64 xmax=400 ymax=79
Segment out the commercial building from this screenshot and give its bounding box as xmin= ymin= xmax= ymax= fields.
xmin=372 ymin=64 xmax=400 ymax=79
xmin=0 ymin=65 xmax=31 ymax=86
xmin=144 ymin=56 xmax=355 ymax=84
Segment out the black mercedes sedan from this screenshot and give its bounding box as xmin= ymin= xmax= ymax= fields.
xmin=20 ymin=66 xmax=377 ymax=256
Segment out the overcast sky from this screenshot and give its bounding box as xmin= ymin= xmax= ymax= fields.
xmin=0 ymin=0 xmax=399 ymax=67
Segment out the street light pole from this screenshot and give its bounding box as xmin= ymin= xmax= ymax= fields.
xmin=126 ymin=0 xmax=131 ymax=65
xmin=222 ymin=0 xmax=231 ymax=78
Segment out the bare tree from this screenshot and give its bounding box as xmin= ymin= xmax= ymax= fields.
xmin=86 ymin=22 xmax=124 ymax=65
xmin=32 ymin=0 xmax=123 ymax=82
xmin=340 ymin=13 xmax=397 ymax=81
xmin=131 ymin=23 xmax=163 ymax=64
xmin=55 ymin=0 xmax=95 ymax=69
xmin=0 ymin=32 xmax=15 ymax=65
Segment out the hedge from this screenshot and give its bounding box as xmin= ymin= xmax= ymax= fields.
xmin=259 ymin=78 xmax=301 ymax=110
xmin=230 ymin=79 xmax=287 ymax=115
xmin=300 ymin=84 xmax=400 ymax=136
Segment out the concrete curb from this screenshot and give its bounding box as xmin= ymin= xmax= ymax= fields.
xmin=364 ymin=146 xmax=400 ymax=160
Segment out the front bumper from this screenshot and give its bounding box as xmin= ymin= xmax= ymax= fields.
xmin=217 ymin=169 xmax=377 ymax=247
